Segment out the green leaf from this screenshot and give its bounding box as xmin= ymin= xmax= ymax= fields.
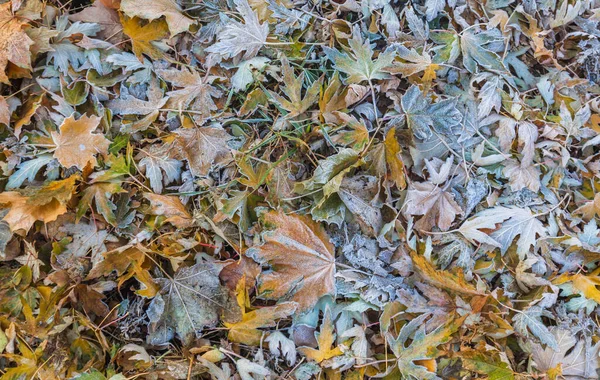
xmin=460 ymin=29 xmax=506 ymax=73
xmin=324 ymin=26 xmax=395 ymax=84
xmin=460 ymin=349 xmax=515 ymax=380
xmin=400 ymin=85 xmax=462 ymax=140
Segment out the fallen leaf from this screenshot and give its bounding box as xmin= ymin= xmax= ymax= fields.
xmin=298 ymin=308 xmax=343 ymax=363
xmin=147 ymin=260 xmax=236 ymax=345
xmin=172 ymin=125 xmax=233 ymax=177
xmin=0 ymin=2 xmax=34 ymax=84
xmin=403 ymin=181 xmax=462 ymax=231
xmin=121 ymin=15 xmax=169 ymax=60
xmin=247 ymin=210 xmax=336 ymax=312
xmin=51 ymin=114 xmax=110 ymax=170
xmin=120 ymin=0 xmax=194 ymax=36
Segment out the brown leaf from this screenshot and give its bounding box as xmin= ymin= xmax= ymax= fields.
xmin=157 ymin=68 xmax=222 ymax=124
xmin=247 ymin=210 xmax=336 ymax=312
xmin=402 ymin=182 xmax=462 ymax=231
xmin=384 ymin=126 xmax=407 ymax=190
xmin=144 ymin=193 xmax=193 ymax=228
xmin=69 ymin=1 xmax=123 ymax=43
xmin=172 ymin=125 xmax=233 ymax=177
xmin=73 ymin=284 xmax=109 ymax=317
xmin=0 ymin=95 xmax=9 ymax=125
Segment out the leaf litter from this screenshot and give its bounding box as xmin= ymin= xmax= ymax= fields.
xmin=0 ymin=0 xmax=600 ymax=379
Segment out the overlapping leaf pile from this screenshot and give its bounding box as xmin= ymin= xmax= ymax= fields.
xmin=1 ymin=0 xmax=600 ymax=378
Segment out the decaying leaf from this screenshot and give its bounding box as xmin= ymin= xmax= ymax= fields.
xmin=247 ymin=210 xmax=336 ymax=312
xmin=147 ymin=260 xmax=236 ymax=345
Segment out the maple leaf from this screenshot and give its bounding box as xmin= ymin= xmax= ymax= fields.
xmin=0 ymin=2 xmax=34 ymax=84
xmin=146 ymin=260 xmax=236 ymax=345
xmin=575 ymin=192 xmax=600 ymax=221
xmin=324 ymin=26 xmax=395 ymax=84
xmin=224 ymin=279 xmax=297 ymax=345
xmin=237 ymin=157 xmax=269 ymax=189
xmin=385 ymin=315 xmax=464 ymax=380
xmin=530 ymin=327 xmax=600 ymax=379
xmin=459 ymin=206 xmax=546 ymax=258
xmin=298 ymin=308 xmax=343 ymax=363
xmin=172 ymin=125 xmax=233 ymax=177
xmin=121 ymin=15 xmax=169 ymax=60
xmin=14 ymin=242 xmax=43 ymax=282
xmin=120 ymin=0 xmax=195 ymax=36
xmin=144 ymin=193 xmax=193 ymax=228
xmin=268 ymin=56 xmax=321 ymax=118
xmin=69 ymin=1 xmax=123 ymax=43
xmin=77 ymin=182 xmax=123 ymax=226
xmin=385 ymin=45 xmax=439 ymax=80
xmin=51 ymin=114 xmax=110 ymax=170
xmin=460 ymin=347 xmax=515 ymax=380
xmin=246 ymin=210 xmax=336 ymax=312
xmin=400 ymin=85 xmax=462 ymax=140
xmin=0 ymin=175 xmax=78 ymax=232
xmin=205 ymin=0 xmax=268 ymax=60
xmin=107 ymin=76 xmax=167 ymax=116
xmin=319 ymin=72 xmax=348 ymax=123
xmin=554 ymin=269 xmax=600 ymax=312
xmin=513 ymin=306 xmax=558 ymax=351
xmin=157 ymin=68 xmax=222 ymax=124
xmin=411 ymin=253 xmax=483 ymax=296
xmin=138 ymin=144 xmax=182 ymax=194
xmin=460 ymin=28 xmax=506 ymax=74
xmin=402 ymin=181 xmax=462 ymax=232
xmin=330 ymin=112 xmax=369 ymax=150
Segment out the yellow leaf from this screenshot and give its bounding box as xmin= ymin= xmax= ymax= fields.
xmin=411 ymin=253 xmax=483 ymax=296
xmin=554 ymin=269 xmax=600 ymax=303
xmin=298 ymin=309 xmax=343 ymax=363
xmin=224 ymin=280 xmax=297 ymax=345
xmin=384 ymin=127 xmax=406 ymax=189
xmin=0 ymin=175 xmax=78 ymax=232
xmin=121 ymin=15 xmax=169 ymax=60
xmin=51 ymin=114 xmax=110 ymax=170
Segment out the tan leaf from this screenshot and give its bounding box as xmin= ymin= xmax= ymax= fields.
xmin=247 ymin=210 xmax=336 ymax=312
xmin=298 ymin=309 xmax=342 ymax=363
xmin=411 ymin=253 xmax=483 ymax=296
xmin=575 ymin=193 xmax=600 ymax=221
xmin=402 ymin=182 xmax=462 ymax=231
xmin=172 ymin=125 xmax=233 ymax=177
xmin=120 ymin=0 xmax=194 ymax=36
xmin=0 ymin=95 xmax=9 ymax=125
xmin=0 ymin=2 xmax=34 ymax=84
xmin=51 ymin=114 xmax=110 ymax=170
xmin=144 ymin=193 xmax=193 ymax=228
xmin=69 ymin=1 xmax=123 ymax=43
xmin=224 ymin=280 xmax=297 ymax=345
xmin=157 ymin=68 xmax=222 ymax=124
